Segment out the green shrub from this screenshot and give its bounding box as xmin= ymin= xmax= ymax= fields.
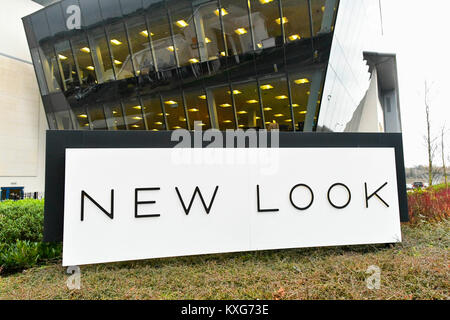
xmin=0 ymin=199 xmax=44 ymax=243
xmin=0 ymin=240 xmax=61 ymax=273
xmin=0 ymin=199 xmax=62 ymax=273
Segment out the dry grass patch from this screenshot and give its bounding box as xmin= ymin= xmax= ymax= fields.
xmin=0 ymin=221 xmax=448 ymax=300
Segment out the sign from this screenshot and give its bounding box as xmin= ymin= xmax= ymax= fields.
xmin=62 ymin=146 xmax=403 ymax=266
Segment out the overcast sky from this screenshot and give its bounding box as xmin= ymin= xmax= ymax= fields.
xmin=379 ymin=0 xmax=449 ymax=167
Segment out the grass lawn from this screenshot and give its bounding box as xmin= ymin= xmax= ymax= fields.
xmin=0 ymin=220 xmax=448 ymax=300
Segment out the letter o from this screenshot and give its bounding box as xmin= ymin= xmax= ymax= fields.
xmin=289 ymin=184 xmax=314 ymax=210
xmin=327 ymin=183 xmax=351 ymax=209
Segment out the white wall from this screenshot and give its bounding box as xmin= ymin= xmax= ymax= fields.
xmin=0 ymin=0 xmax=46 ymax=195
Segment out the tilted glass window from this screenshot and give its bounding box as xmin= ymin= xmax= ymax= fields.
xmin=193 ymin=0 xmax=226 ymax=62
xmin=162 ymin=92 xmax=187 ymax=130
xmin=54 ymin=40 xmax=80 ymax=92
xmin=125 ymin=15 xmax=156 ymax=76
xmin=281 ymin=0 xmax=311 ymax=43
xmin=249 ymin=0 xmax=282 ymax=50
xmin=123 ymin=96 xmax=146 ymax=130
xmin=71 ymin=33 xmax=98 ymax=86
xmin=88 ymin=104 xmax=108 ymax=130
xmin=232 ymin=81 xmax=263 ymax=129
xmin=184 ymin=89 xmax=211 ymax=130
xmin=220 ymin=0 xmax=253 ymax=56
xmin=146 ymin=4 xmax=177 ymax=71
xmin=260 ymin=75 xmax=293 ymax=131
xmin=106 ymin=22 xmax=135 ymax=80
xmin=87 ymin=26 xmax=115 ymax=83
xmin=142 ymin=95 xmax=166 ymax=131
xmin=167 ymin=0 xmax=201 ymax=67
xmin=211 ymin=85 xmax=235 ymax=130
xmin=104 ymin=101 xmax=127 ymax=130
xmin=72 ymin=106 xmax=90 ymax=130
xmin=40 ymin=43 xmax=63 ymax=93
xmin=289 ymin=72 xmax=312 ymax=131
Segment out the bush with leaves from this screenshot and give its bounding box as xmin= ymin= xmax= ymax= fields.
xmin=0 ymin=200 xmax=61 ymax=273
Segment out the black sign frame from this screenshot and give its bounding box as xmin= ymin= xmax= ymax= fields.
xmin=44 ymin=131 xmax=409 ymax=242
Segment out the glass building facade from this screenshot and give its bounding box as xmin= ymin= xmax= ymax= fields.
xmin=23 ymin=0 xmax=339 ymax=132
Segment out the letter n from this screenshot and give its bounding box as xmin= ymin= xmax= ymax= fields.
xmin=81 ymin=190 xmax=114 ymax=221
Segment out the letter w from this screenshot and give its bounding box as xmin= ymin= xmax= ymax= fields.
xmin=81 ymin=190 xmax=114 ymax=221
xmin=175 ymin=186 xmax=219 ymax=215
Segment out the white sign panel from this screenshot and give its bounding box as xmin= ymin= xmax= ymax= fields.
xmin=63 ymin=148 xmax=402 ymax=266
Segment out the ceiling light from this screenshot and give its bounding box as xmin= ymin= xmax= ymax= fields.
xmin=199 ymin=95 xmax=207 ymax=100
xmin=291 ymin=104 xmax=300 ymax=107
xmin=133 ymin=106 xmax=142 ymax=110
xmin=299 ymin=111 xmax=307 ymax=114
xmin=214 ymin=8 xmax=228 ymax=16
xmin=205 ymin=37 xmax=212 ymax=43
xmin=78 ymin=114 xmax=88 ymax=118
xmin=80 ymin=47 xmax=90 ymax=53
xmin=188 ymin=108 xmax=199 ymax=112
xmin=257 ymin=43 xmax=263 ymax=48
xmin=275 ymin=95 xmax=288 ymax=100
xmin=238 ymin=124 xmax=245 ymax=128
xmin=259 ymin=0 xmax=273 ymax=3
xmin=275 ymin=17 xmax=288 ymax=25
xmin=155 ymin=122 xmax=163 ymax=125
xmin=223 ymin=120 xmax=232 ymax=123
xmin=167 ymin=46 xmax=175 ymax=52
xmin=140 ymin=30 xmax=154 ymax=37
xmin=172 ymin=126 xmax=182 ymax=129
xmin=165 ymin=100 xmax=177 ymax=105
xmin=235 ymin=28 xmax=247 ymax=35
xmin=110 ymin=39 xmax=122 ymax=45
xmin=152 ymin=129 xmax=159 ymax=131
xmin=237 ymin=111 xmax=247 ymax=114
xmin=263 ymin=107 xmax=272 ymax=111
xmin=175 ymin=20 xmax=189 ymax=28
xmin=58 ymin=54 xmax=68 ymax=60
xmin=131 ymin=124 xmax=139 ymax=128
xmin=294 ymin=78 xmax=310 ymax=84
xmin=86 ymin=66 xmax=95 ymax=71
xmin=113 ymin=59 xmax=122 ymax=65
xmin=274 ymin=113 xmax=284 ymax=117
xmin=285 ymin=119 xmax=292 ymax=122
xmin=288 ymin=34 xmax=301 ymax=41
xmin=220 ymin=103 xmax=231 ymax=107
xmin=247 ymin=100 xmax=258 ymax=104
xmin=189 ymin=58 xmax=199 ymax=63
xmin=112 ymin=111 xmax=118 ymax=114
xmin=220 ymin=51 xmax=226 ymax=56
xmin=256 ymin=116 xmax=261 ymax=120
xmin=260 ymin=84 xmax=273 ymax=90
xmin=132 ymin=116 xmax=142 ymax=120
xmin=228 ymin=90 xmax=241 ymax=95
